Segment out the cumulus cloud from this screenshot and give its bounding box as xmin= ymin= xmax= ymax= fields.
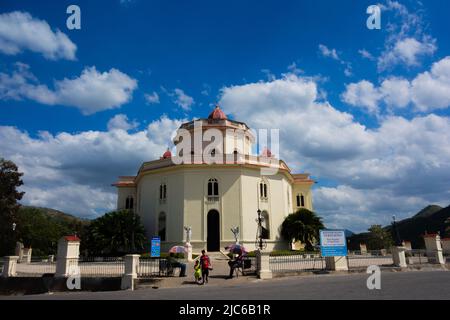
xmin=318 ymin=44 xmax=352 ymax=77
xmin=377 ymin=1 xmax=437 ymax=71
xmin=342 ymin=56 xmax=450 ymax=113
xmin=318 ymin=44 xmax=340 ymax=61
xmin=172 ymin=88 xmax=194 ymax=111
xmin=0 ymin=116 xmax=184 ymax=218
xmin=341 ymin=80 xmax=382 ymax=114
xmin=0 ymin=11 xmax=77 ymax=60
xmin=144 ymin=91 xmax=160 ymax=104
xmin=219 ymin=73 xmax=450 ymax=232
xmin=378 ymin=37 xmax=436 ymax=71
xmin=0 ymin=64 xmax=137 ymax=115
xmin=107 ymin=114 xmax=139 ymax=131
xmin=411 ymin=57 xmax=450 ymax=111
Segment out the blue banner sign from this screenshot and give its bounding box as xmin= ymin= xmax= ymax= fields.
xmin=151 ymin=236 xmax=161 ymax=257
xmin=320 ymin=230 xmax=347 ymax=257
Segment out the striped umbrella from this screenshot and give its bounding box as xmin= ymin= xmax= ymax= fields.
xmin=168 ymin=246 xmax=186 ymax=254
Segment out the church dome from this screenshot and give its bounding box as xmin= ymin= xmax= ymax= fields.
xmin=208 ymin=105 xmax=227 ymax=120
xmin=261 ymin=147 xmax=273 ymax=157
xmin=162 ymin=149 xmax=172 ymax=159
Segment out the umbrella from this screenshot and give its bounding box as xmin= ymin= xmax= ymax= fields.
xmin=225 ymin=244 xmax=247 ymax=255
xmin=168 ymin=246 xmax=186 ymax=254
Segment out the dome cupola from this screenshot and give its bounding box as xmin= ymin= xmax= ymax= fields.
xmin=208 ymin=105 xmax=227 ymax=120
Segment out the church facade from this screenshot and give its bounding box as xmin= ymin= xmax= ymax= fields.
xmin=113 ymin=106 xmax=314 ymax=252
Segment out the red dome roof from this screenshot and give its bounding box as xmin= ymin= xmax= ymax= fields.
xmin=208 ymin=105 xmax=227 ymax=120
xmin=162 ymin=149 xmax=172 ymax=159
xmin=261 ymin=147 xmax=273 ymax=157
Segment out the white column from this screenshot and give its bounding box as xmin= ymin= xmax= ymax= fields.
xmin=55 ymin=236 xmax=80 ymax=277
xmin=424 ymin=234 xmax=445 ymax=265
xmin=256 ymin=250 xmax=272 ymax=279
xmin=1 ymin=256 xmax=19 ymax=277
xmin=121 ymin=254 xmax=140 ymax=290
xmin=325 ymin=256 xmax=348 ymax=271
xmin=392 ymin=246 xmax=407 ymax=267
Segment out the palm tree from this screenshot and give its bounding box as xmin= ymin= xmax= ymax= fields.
xmin=281 ymin=208 xmax=324 ymax=251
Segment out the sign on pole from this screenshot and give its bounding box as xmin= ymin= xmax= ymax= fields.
xmin=151 ymin=236 xmax=161 ymax=257
xmin=320 ymin=230 xmax=347 ymax=257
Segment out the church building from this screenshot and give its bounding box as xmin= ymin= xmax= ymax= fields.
xmin=113 ymin=106 xmax=314 ymax=251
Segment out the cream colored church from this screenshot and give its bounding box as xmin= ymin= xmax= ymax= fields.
xmin=113 ymin=106 xmax=314 ymax=251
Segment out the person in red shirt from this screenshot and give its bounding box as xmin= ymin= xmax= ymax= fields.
xmin=199 ymin=250 xmax=212 ymax=284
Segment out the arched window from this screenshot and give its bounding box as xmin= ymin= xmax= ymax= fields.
xmin=158 ymin=212 xmax=166 ymax=241
xmin=207 ymin=178 xmax=219 ymax=201
xmin=125 ymin=196 xmax=134 ymax=210
xmin=261 ymin=211 xmax=270 ymax=239
xmin=259 ymin=181 xmax=268 ymax=199
xmin=296 ymin=194 xmax=305 ymax=207
xmin=159 ymin=183 xmax=167 ymax=201
xmin=208 ymin=178 xmax=218 ymax=196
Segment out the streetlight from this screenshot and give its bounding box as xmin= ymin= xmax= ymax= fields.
xmin=255 ymin=209 xmax=266 ymax=250
xmin=12 ymin=222 xmax=17 ymax=255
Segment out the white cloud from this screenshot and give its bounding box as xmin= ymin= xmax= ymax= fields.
xmin=0 ymin=64 xmax=138 ymax=115
xmin=359 ymin=49 xmax=375 ymax=61
xmin=318 ymin=44 xmax=352 ymax=77
xmin=0 ymin=11 xmax=76 ymax=60
xmin=219 ymin=73 xmax=450 ymax=232
xmin=0 ymin=116 xmax=184 ymax=218
xmin=341 ymin=80 xmax=381 ymax=114
xmin=380 ymin=77 xmax=411 ymax=108
xmin=342 ymin=56 xmax=450 ymax=113
xmin=411 ymin=57 xmax=450 ymax=111
xmin=144 ymin=91 xmax=160 ymax=104
xmin=378 ymin=37 xmax=436 ymax=71
xmin=318 ymin=44 xmax=339 ymax=61
xmin=107 ymin=114 xmax=138 ymax=131
xmin=172 ymin=88 xmax=194 ymax=111
xmin=377 ymin=1 xmax=437 ymax=71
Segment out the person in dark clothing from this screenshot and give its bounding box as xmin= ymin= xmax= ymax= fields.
xmin=199 ymin=250 xmax=212 ymax=284
xmin=167 ymin=253 xmax=187 ymax=277
xmin=227 ymin=253 xmax=244 ymax=279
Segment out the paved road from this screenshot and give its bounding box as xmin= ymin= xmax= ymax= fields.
xmin=2 ymin=270 xmax=449 ymax=300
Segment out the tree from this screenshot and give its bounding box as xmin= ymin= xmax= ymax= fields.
xmin=367 ymin=224 xmax=393 ymax=250
xmin=83 ymin=210 xmax=147 ymax=256
xmin=281 ymin=208 xmax=324 ymax=251
xmin=0 ymin=158 xmax=25 ymax=256
xmin=14 ymin=207 xmax=86 ymax=257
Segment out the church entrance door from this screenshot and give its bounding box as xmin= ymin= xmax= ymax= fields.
xmin=207 ymin=210 xmax=220 ymax=251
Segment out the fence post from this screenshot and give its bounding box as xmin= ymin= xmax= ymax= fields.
xmin=325 ymin=256 xmax=348 ymax=271
xmin=392 ymin=246 xmax=407 ymax=267
xmin=256 ymin=250 xmax=272 ymax=279
xmin=55 ymin=236 xmax=80 ymax=277
xmin=121 ymin=254 xmax=140 ymax=290
xmin=424 ymin=234 xmax=445 ymax=265
xmin=1 ymin=256 xmax=19 ymax=277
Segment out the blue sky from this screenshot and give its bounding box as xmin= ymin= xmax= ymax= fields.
xmin=1 ymin=0 xmax=450 ymax=232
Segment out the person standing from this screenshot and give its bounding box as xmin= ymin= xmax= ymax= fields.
xmin=200 ymin=250 xmax=212 ymax=284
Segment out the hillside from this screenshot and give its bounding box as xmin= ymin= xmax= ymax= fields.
xmin=348 ymin=204 xmax=450 ymax=250
xmin=385 ymin=205 xmax=450 ymax=248
xmin=12 ymin=206 xmax=90 ymax=256
xmin=21 ymin=205 xmax=90 ymax=224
